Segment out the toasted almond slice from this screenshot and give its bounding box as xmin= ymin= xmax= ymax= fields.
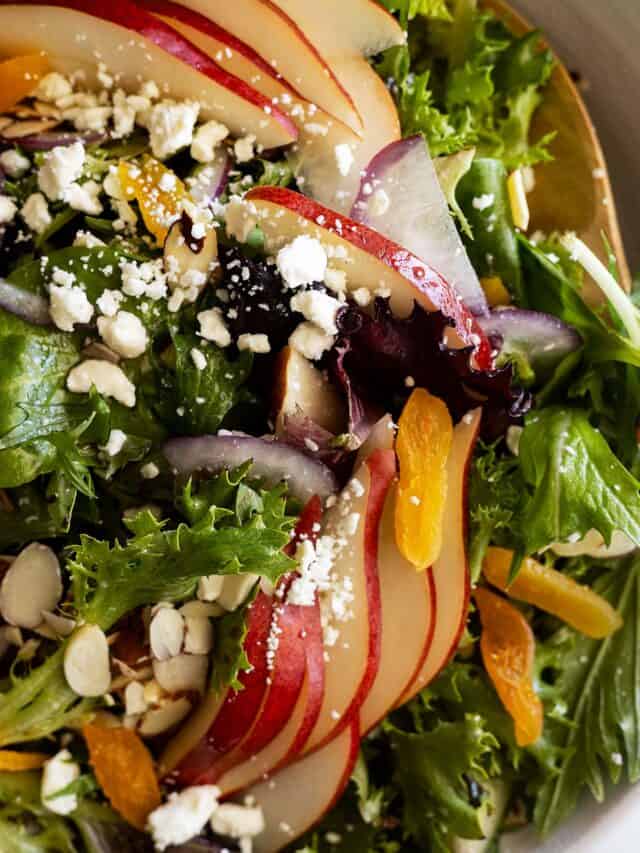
xmin=138 ymin=698 xmax=192 ymax=738
xmin=41 ymin=611 xmax=76 ymax=637
xmin=183 ymin=616 xmax=214 ymax=656
xmin=179 ymin=600 xmax=223 ymax=620
xmin=152 ymin=654 xmax=208 ymax=694
xmin=33 ymin=101 xmax=62 ymax=119
xmin=124 ymin=681 xmax=148 ymax=716
xmin=163 ymin=215 xmax=219 ymax=289
xmin=0 ymin=543 xmax=62 ymax=629
xmin=64 ymin=624 xmax=111 ymax=698
xmin=149 ymin=607 xmax=184 ymax=661
xmin=2 ymin=118 xmax=59 ymax=138
xmin=0 ymin=116 xmax=13 ymax=131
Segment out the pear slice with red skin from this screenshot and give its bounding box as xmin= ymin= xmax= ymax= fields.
xmin=245 ymin=186 xmax=493 ymax=368
xmin=398 ymin=408 xmax=482 ymax=705
xmin=0 ymin=0 xmax=296 ymax=148
xmin=302 ymin=448 xmax=395 ymax=755
xmin=145 ymin=0 xmax=362 ymax=133
xmin=244 ymin=719 xmax=360 ymax=853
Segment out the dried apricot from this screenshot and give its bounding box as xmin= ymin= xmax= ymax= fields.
xmin=0 ymin=54 xmax=49 ymax=113
xmin=83 ymin=723 xmax=161 ymax=829
xmin=483 ymin=546 xmax=623 ymax=639
xmin=0 ymin=749 xmax=48 ymax=771
xmin=395 ymin=388 xmax=453 ymax=569
xmin=476 ymin=587 xmax=543 ymax=747
xmin=118 ymin=157 xmax=186 ymax=245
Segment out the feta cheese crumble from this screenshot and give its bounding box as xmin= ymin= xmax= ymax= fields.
xmin=21 ymin=193 xmax=51 ymax=234
xmin=191 ymin=119 xmax=229 ymax=162
xmin=67 ymin=360 xmax=136 ymax=408
xmin=237 ymin=333 xmax=271 ymax=354
xmin=0 ymin=149 xmax=29 ymax=178
xmin=277 ymin=236 xmax=328 ymax=288
xmin=198 ymin=307 xmax=231 ymax=348
xmin=289 ymin=321 xmax=334 ymax=361
xmin=334 ymin=143 xmax=354 ymax=177
xmin=49 ymin=284 xmax=94 ymax=332
xmin=290 ymin=290 xmax=341 ymax=335
xmin=0 ymin=196 xmax=17 ymax=224
xmin=41 ymin=750 xmax=80 ymax=816
xmin=97 ymin=311 xmax=148 ymax=359
xmin=147 ymin=786 xmax=220 ymax=851
xmin=38 ymin=141 xmax=85 ymax=201
xmin=147 ymin=101 xmax=199 ymax=160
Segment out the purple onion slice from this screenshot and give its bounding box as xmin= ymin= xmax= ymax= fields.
xmin=164 ymin=433 xmax=338 ymax=502
xmin=187 ymin=150 xmax=231 ymax=204
xmin=0 ymin=280 xmax=51 ymax=326
xmin=476 ymin=308 xmax=582 ymax=376
xmin=351 ymin=135 xmax=488 ymax=316
xmin=5 ymin=130 xmax=106 ymax=151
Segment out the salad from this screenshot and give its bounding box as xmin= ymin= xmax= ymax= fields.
xmin=0 ymin=0 xmax=638 ymax=851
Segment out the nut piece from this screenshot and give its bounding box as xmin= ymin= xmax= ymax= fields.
xmin=152 ymin=653 xmax=208 ymax=694
xmin=138 ymin=697 xmax=192 ymax=737
xmin=124 ymin=681 xmax=148 ymax=716
xmin=197 ymin=574 xmax=224 ymax=603
xmin=64 ymin=624 xmax=111 ymax=698
xmin=179 ymin=600 xmax=222 ymax=620
xmin=0 ymin=543 xmax=62 ymax=629
xmin=183 ymin=615 xmax=213 ymax=655
xmin=41 ymin=749 xmax=80 ymax=816
xmin=149 ymin=607 xmax=185 ymax=661
xmin=217 ymin=574 xmax=259 ymax=612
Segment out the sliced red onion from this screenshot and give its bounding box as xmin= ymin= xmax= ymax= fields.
xmin=351 ymin=135 xmax=489 ymax=316
xmin=476 ymin=308 xmax=582 ymax=376
xmin=0 ymin=280 xmax=51 ymax=325
xmin=164 ymin=433 xmax=338 ymax=502
xmin=5 ymin=131 xmax=106 ymax=151
xmin=187 ymin=150 xmax=231 ymax=205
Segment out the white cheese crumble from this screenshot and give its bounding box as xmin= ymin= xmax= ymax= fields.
xmin=234 ymin=134 xmax=256 ymax=163
xmin=290 ymin=290 xmax=341 ymax=335
xmin=277 ymin=236 xmax=328 ymax=289
xmin=210 ymin=803 xmax=265 ymax=841
xmin=96 ymin=289 xmax=123 ymax=317
xmin=141 ymin=462 xmax=160 ymax=480
xmin=65 ymin=180 xmax=103 ymax=215
xmin=191 ymin=119 xmax=229 ymax=162
xmin=0 ymin=149 xmax=29 ymax=178
xmin=352 ymin=287 xmax=372 ymax=307
xmin=73 ymin=230 xmax=105 ymax=249
xmin=472 ymin=193 xmax=495 ymax=211
xmin=147 ymin=786 xmax=220 ymax=852
xmin=34 ymin=72 xmax=72 ymax=102
xmin=198 ymin=308 xmax=231 ymax=348
xmin=102 ymin=429 xmax=127 ymax=457
xmin=324 ymin=267 xmax=347 ymax=294
xmin=97 ymin=311 xmax=148 ymax=359
xmin=38 ymin=141 xmax=85 ymax=201
xmin=0 ymin=196 xmax=17 ymax=224
xmin=237 ymin=333 xmax=271 ymax=354
xmin=21 ymin=193 xmax=52 ymax=234
xmin=49 ymin=284 xmax=94 ymax=332
xmin=225 ymin=196 xmax=258 ymax=243
xmin=289 ymin=321 xmax=334 ymax=361
xmin=147 ymin=101 xmax=200 ymax=160
xmin=334 ymin=143 xmax=354 ymax=177
xmin=67 ymin=360 xmax=136 ymax=408
xmin=190 ymin=348 xmax=207 ymax=371
xmin=41 ymin=749 xmax=80 ymax=816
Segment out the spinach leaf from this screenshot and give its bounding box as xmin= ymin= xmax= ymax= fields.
xmin=519 ymin=407 xmax=640 ymax=554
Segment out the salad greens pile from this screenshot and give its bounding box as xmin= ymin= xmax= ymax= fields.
xmin=0 ymin=0 xmax=639 ymax=851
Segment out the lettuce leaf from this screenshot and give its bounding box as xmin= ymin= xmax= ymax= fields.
xmin=533 ymin=555 xmax=640 ymax=835
xmin=519 ymin=407 xmax=640 ymax=554
xmin=376 ymin=6 xmax=553 ymax=167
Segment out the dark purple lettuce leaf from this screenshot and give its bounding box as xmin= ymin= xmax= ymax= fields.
xmin=331 ymin=299 xmax=532 ymax=439
xmin=279 ymin=412 xmax=354 ymax=481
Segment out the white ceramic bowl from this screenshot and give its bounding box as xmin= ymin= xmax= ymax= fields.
xmin=502 ymin=6 xmax=640 ymax=849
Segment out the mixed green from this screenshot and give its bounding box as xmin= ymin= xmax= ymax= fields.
xmin=0 ymin=0 xmax=639 ymax=851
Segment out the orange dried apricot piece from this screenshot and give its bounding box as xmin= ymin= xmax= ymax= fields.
xmin=83 ymin=723 xmax=161 ymax=829
xmin=0 ymin=54 xmax=49 ymax=113
xmin=476 ymin=587 xmax=543 ymax=747
xmin=118 ymin=157 xmax=185 ymax=245
xmin=0 ymin=749 xmax=48 ymax=771
xmin=394 ymin=388 xmax=453 ymax=569
xmin=483 ymin=546 xmax=623 ymax=639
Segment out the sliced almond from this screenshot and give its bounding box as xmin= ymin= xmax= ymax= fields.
xmin=143 ymin=679 xmax=165 ymax=707
xmin=81 ymin=341 xmax=120 ymax=364
xmin=0 ymin=625 xmax=23 ymax=649
xmin=179 ymin=600 xmax=223 ymax=620
xmin=41 ymin=611 xmax=76 ymax=637
xmin=138 ymin=697 xmax=192 ymax=738
xmin=183 ymin=616 xmax=214 ymax=656
xmin=16 ymin=638 xmax=41 ymax=662
xmin=197 ymin=574 xmax=224 ymax=603
xmin=152 ymin=654 xmax=208 ymax=694
xmin=217 ymin=574 xmax=259 ymax=612
xmin=0 ymin=543 xmax=62 ymax=629
xmin=33 ymin=101 xmax=62 ymax=120
xmin=163 ymin=214 xmax=219 ymax=290
xmin=0 ymin=117 xmax=13 ymax=132
xmin=2 ymin=118 xmax=60 ymax=138
xmin=63 ymin=624 xmax=111 ymax=698
xmin=124 ymin=681 xmax=148 ymax=716
xmin=149 ymin=607 xmax=184 ymax=661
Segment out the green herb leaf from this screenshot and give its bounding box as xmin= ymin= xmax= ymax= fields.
xmin=519 ymin=407 xmax=640 ymax=554
xmin=533 ymin=556 xmax=640 ymax=835
xmin=210 ymin=601 xmax=253 ymax=696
